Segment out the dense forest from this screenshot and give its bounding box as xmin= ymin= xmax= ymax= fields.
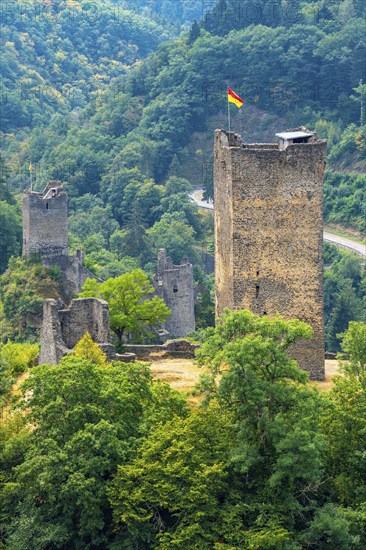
xmin=1 ymin=2 xmax=366 ymax=545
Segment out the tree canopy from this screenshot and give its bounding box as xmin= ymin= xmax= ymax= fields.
xmin=79 ymin=270 xmax=170 ymax=349
xmin=2 ymin=314 xmax=366 ymax=547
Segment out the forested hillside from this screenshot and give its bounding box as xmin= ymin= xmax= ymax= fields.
xmin=4 ymin=0 xmax=364 ymax=199
xmin=1 ymin=0 xmax=176 ymax=134
xmin=1 ymin=0 xmax=365 ymax=347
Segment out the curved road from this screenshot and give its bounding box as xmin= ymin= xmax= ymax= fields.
xmin=189 ymin=190 xmax=366 ymax=258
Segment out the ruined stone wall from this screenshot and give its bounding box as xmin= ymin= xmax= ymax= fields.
xmin=214 ymin=129 xmax=326 ymax=380
xmin=23 ymin=190 xmax=68 ymax=261
xmin=125 ymin=340 xmax=201 ymax=359
xmin=57 ymin=252 xmax=93 ymax=299
xmin=39 ymin=300 xmax=69 ymax=365
xmin=58 ymin=298 xmax=111 ymax=349
xmin=40 ymin=298 xmax=115 ymax=365
xmin=200 ymin=250 xmax=215 ymax=274
xmin=155 ymin=249 xmax=195 ymax=338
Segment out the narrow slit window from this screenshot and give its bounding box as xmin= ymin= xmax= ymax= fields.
xmin=46 ymin=202 xmax=49 ymax=210
xmin=173 ymin=285 xmax=178 ymax=294
xmin=255 ymin=285 xmax=260 ymax=298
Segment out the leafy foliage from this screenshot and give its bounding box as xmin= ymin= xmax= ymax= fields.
xmin=72 ymin=332 xmax=107 ymax=365
xmin=79 ymin=270 xmax=170 ymax=349
xmin=0 ymin=258 xmax=61 ymax=341
xmin=1 ymin=0 xmax=174 ymax=134
xmin=0 ymin=341 xmax=39 ymax=406
xmin=2 ymin=316 xmax=366 ymax=547
xmin=322 ymin=322 xmax=366 ymax=509
xmin=109 ymin=310 xmax=325 ymax=548
xmin=1 ymin=358 xmax=184 ymax=549
xmin=325 ymin=170 xmax=366 ymax=231
xmin=0 ymin=201 xmax=22 ymax=274
xmin=324 ymin=245 xmax=366 ymax=351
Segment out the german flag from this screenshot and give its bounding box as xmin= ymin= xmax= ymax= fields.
xmin=228 ymin=87 xmax=243 ymax=108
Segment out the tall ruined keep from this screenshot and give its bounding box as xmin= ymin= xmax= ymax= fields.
xmin=155 ymin=249 xmax=195 ymax=338
xmin=214 ymin=129 xmax=326 ymax=380
xmin=23 ymin=181 xmax=91 ymax=298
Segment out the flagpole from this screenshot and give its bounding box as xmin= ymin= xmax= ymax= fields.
xmin=228 ymin=98 xmax=231 ymax=133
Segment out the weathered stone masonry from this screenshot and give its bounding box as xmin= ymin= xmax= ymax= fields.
xmin=40 ymin=298 xmax=116 ymax=365
xmin=23 ymin=181 xmax=93 ymax=298
xmin=214 ymin=129 xmax=326 ymax=380
xmin=155 ymin=249 xmax=195 ymax=338
xmin=23 ymin=182 xmax=68 ymax=262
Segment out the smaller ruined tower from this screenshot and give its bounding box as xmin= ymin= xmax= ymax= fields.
xmin=23 ymin=181 xmax=68 ymax=263
xmin=23 ymin=181 xmax=93 ymax=298
xmin=155 ymin=249 xmax=195 ymax=338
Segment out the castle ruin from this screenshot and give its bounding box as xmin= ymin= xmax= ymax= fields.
xmin=23 ymin=181 xmax=91 ymax=298
xmin=39 ymin=298 xmax=116 ymax=365
xmin=154 ymin=249 xmax=195 ymax=338
xmin=214 ymin=129 xmax=326 ymax=380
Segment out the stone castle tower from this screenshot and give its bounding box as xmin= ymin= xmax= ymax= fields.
xmin=23 ymin=181 xmax=91 ymax=298
xmin=155 ymin=249 xmax=195 ymax=338
xmin=23 ymin=181 xmax=68 ymax=262
xmin=214 ymin=129 xmax=326 ymax=380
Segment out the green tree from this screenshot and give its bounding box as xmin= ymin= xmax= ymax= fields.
xmin=109 ymin=310 xmax=326 ymax=547
xmin=167 ymin=153 xmax=183 ymax=178
xmin=0 ymin=201 xmax=22 ymax=273
xmin=1 ymin=359 xmax=155 ymax=548
xmin=72 ymin=332 xmax=107 ymax=365
xmin=0 ymin=156 xmax=13 ymax=203
xmin=160 ymin=192 xmax=202 ymax=236
xmin=109 ymin=202 xmax=150 ymax=260
xmin=0 ymin=341 xmax=39 ymax=406
xmin=300 ymin=504 xmax=360 ymax=549
xmin=79 ymin=270 xmax=170 ymax=349
xmin=195 ymin=310 xmax=325 ymax=538
xmin=322 ymin=322 xmax=366 ymax=507
xmin=326 ymin=279 xmax=363 ymax=351
xmin=187 ymin=19 xmax=201 ymax=45
xmin=147 ymin=212 xmax=196 ymax=264
xmin=68 ymin=204 xmax=118 ymax=243
xmin=108 ymin=406 xmax=234 ymax=549
xmin=338 ymin=320 xmax=366 ymax=381
xmin=164 ymin=176 xmax=192 ymax=196
xmin=0 ymin=258 xmax=60 ymax=341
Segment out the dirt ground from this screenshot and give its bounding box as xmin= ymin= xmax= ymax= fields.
xmin=148 ymin=356 xmax=203 ymax=406
xmin=148 ymin=357 xmax=340 ymax=400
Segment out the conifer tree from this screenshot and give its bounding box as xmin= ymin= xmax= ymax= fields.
xmin=72 ymin=332 xmax=107 ymax=365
